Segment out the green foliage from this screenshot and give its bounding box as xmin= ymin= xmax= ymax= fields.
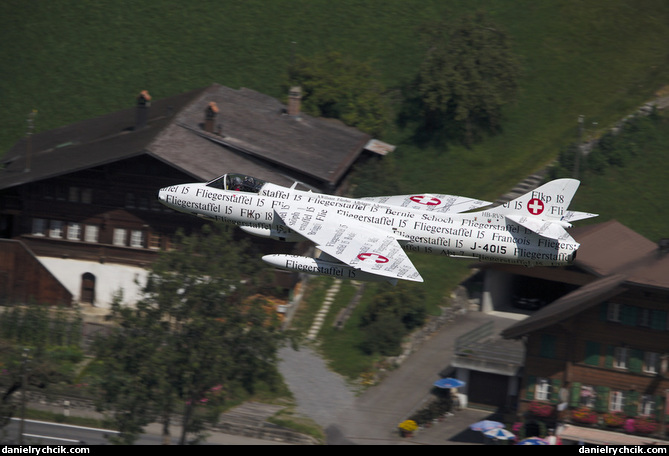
xmin=288 ymin=51 xmax=390 ymax=136
xmin=551 ymin=111 xmax=662 ymax=181
xmin=94 ymin=223 xmax=286 ymax=444
xmin=413 ymin=11 xmax=521 ymax=145
xmin=0 ymin=304 xmax=82 ymax=352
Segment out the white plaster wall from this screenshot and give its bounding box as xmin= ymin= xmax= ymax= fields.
xmin=38 ymin=257 xmax=148 ymax=309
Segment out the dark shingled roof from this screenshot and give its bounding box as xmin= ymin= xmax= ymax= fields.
xmin=501 ymin=220 xmax=669 ymax=339
xmin=1 ymin=84 xmax=373 ymax=191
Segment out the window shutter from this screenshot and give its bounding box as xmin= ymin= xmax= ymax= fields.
xmin=540 ymin=334 xmax=556 ymax=359
xmin=569 ymin=382 xmax=582 ymax=407
xmin=651 ymin=310 xmax=667 ymax=331
xmin=600 ymin=302 xmax=608 ymax=321
xmin=654 ymin=396 xmax=664 ymax=422
xmin=629 ymin=350 xmax=643 ymax=373
xmin=550 ymin=379 xmax=562 ymax=404
xmin=594 ymin=386 xmax=610 ymax=413
xmin=525 ymin=375 xmax=536 ymax=400
xmin=624 ymin=391 xmax=639 ymax=417
xmin=622 ymin=305 xmax=637 ymax=326
xmin=604 ymin=345 xmax=614 ymax=368
xmin=584 ymin=341 xmax=600 ymax=366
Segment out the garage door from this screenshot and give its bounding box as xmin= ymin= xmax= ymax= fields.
xmin=467 ymin=371 xmax=510 ymax=410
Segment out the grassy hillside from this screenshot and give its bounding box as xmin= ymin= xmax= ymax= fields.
xmin=1 ymin=0 xmax=668 ymax=307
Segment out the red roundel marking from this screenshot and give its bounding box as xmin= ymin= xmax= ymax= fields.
xmin=357 ymin=253 xmax=389 ymax=264
xmin=410 ymin=195 xmax=441 ymax=206
xmin=527 ymin=198 xmax=545 ymax=215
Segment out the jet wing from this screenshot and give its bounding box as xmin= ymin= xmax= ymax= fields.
xmin=361 ymin=194 xmax=491 ymax=213
xmin=274 ymin=204 xmax=423 ymax=283
xmin=562 ymin=210 xmax=599 ymax=222
xmin=506 ymin=215 xmax=575 ymax=241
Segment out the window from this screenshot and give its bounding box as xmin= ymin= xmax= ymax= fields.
xmin=580 ymin=385 xmax=596 ymax=408
xmin=638 ymin=309 xmax=651 ymax=327
xmin=32 ymin=218 xmax=46 ymax=236
xmin=644 ymin=352 xmax=660 ymax=374
xmin=84 ymin=225 xmax=99 ymax=243
xmin=49 ymin=220 xmax=63 ymax=238
xmin=535 ymin=378 xmax=551 ymax=401
xmin=125 ymin=193 xmax=135 ymax=208
xmin=138 ymin=196 xmax=149 ymax=210
xmin=640 ymin=395 xmax=655 ymax=416
xmin=130 ymin=230 xmax=144 ymax=248
xmin=149 ymin=232 xmax=161 ymax=250
xmin=610 ymin=390 xmax=625 ymax=412
xmin=68 ymin=186 xmax=80 ymax=202
xmin=614 ymin=347 xmax=628 ymax=369
xmin=607 ymin=302 xmax=622 ymax=322
xmin=67 ymin=222 xmax=81 ymax=241
xmin=113 ymin=228 xmax=127 ymax=246
xmin=81 ymin=188 xmax=92 ymax=204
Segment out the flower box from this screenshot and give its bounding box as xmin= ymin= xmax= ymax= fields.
xmin=571 ymin=407 xmax=597 ymax=424
xmin=632 ymin=417 xmax=658 ymax=434
xmin=528 ymin=401 xmax=554 ymax=417
xmin=603 ymin=411 xmax=625 ymax=428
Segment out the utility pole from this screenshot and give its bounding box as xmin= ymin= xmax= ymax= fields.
xmin=25 ymin=110 xmax=37 ymax=173
xmin=18 ymin=348 xmax=29 ymax=444
xmin=574 ymin=115 xmax=584 ymax=179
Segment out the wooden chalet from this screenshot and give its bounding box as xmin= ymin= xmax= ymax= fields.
xmin=0 ymin=84 xmax=389 ymax=308
xmin=479 ymin=220 xmax=669 ymax=443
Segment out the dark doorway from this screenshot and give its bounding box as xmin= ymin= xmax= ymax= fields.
xmin=81 ymin=272 xmax=96 ymax=304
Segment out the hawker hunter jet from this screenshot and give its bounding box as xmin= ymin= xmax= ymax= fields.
xmin=158 ymin=174 xmax=597 ymax=284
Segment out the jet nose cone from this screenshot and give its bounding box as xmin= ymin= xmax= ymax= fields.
xmin=157 ymin=188 xmax=166 ymax=202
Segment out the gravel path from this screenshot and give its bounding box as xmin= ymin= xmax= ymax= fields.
xmin=277 ymin=345 xmax=356 ymax=431
xmin=278 ymin=311 xmax=521 ymax=445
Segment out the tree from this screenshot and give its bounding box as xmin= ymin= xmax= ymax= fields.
xmin=287 ymin=51 xmax=390 ymax=136
xmin=359 ymin=283 xmax=426 ymax=356
xmin=0 ymin=304 xmax=84 ymax=437
xmin=94 ymin=224 xmax=286 ymax=444
xmin=415 ymin=12 xmax=521 ymax=145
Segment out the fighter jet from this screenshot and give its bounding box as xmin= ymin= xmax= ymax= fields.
xmin=158 ymin=174 xmax=597 ymax=284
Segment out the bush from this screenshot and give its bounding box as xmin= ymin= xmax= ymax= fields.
xmin=359 ymin=315 xmax=405 ymax=356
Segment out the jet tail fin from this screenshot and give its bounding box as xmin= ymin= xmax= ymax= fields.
xmin=488 ymin=178 xmax=592 ymax=222
xmin=486 ymin=178 xmax=597 ymax=240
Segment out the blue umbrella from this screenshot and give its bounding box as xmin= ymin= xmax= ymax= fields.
xmin=519 ymin=437 xmax=548 ymax=445
xmin=434 ymin=377 xmax=466 ymax=389
xmin=470 ymin=420 xmax=504 ymax=432
xmin=483 ymin=428 xmax=515 ymax=440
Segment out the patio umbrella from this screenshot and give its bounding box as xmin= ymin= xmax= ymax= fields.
xmin=518 ymin=437 xmax=548 ymax=445
xmin=470 ymin=420 xmax=504 ymax=432
xmin=433 ymin=377 xmax=466 ymax=389
xmin=483 ymin=428 xmax=515 ymax=440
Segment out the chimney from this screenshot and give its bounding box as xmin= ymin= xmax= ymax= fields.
xmin=204 ymin=101 xmax=219 ymax=133
xmin=287 ymin=86 xmax=302 ymax=117
xmin=135 ymin=90 xmax=151 ymax=130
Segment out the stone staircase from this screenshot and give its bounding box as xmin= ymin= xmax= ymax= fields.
xmin=214 ymin=402 xmax=318 ymax=445
xmin=493 ymin=172 xmax=547 ymax=206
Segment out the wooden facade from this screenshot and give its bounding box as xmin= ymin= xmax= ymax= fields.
xmin=0 ymin=239 xmax=72 ymax=305
xmin=522 ymin=290 xmax=669 ymax=421
xmin=498 ymin=221 xmax=669 ymax=439
xmin=0 ymin=85 xmax=381 ymax=307
xmin=1 ymin=155 xmax=204 ymax=267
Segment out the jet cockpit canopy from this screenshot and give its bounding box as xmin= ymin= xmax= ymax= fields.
xmin=206 ymin=174 xmax=266 ymax=193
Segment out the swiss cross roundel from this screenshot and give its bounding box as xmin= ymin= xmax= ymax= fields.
xmin=527 ymin=198 xmax=544 ymax=215
xmin=357 ymin=253 xmax=389 ymax=264
xmin=410 ymin=195 xmax=441 ymax=206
